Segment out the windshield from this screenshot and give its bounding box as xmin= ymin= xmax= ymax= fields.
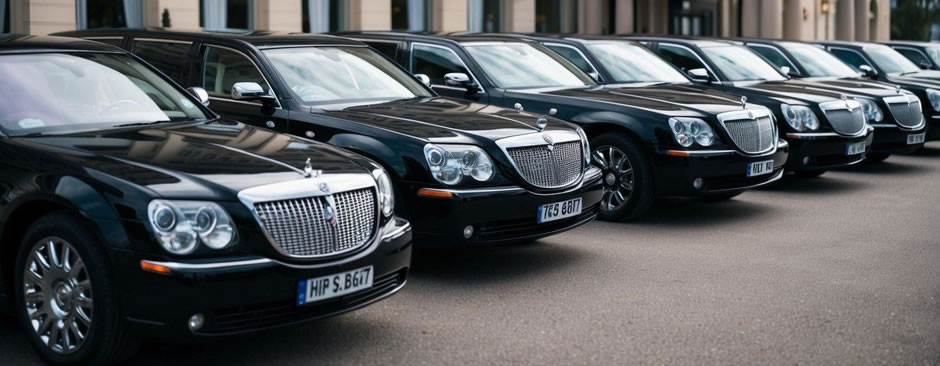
xmin=865 ymin=45 xmax=920 ymax=74
xmin=701 ymin=45 xmax=788 ymax=82
xmin=585 ymin=41 xmax=689 ymax=83
xmin=464 ymin=42 xmax=593 ymax=89
xmin=927 ymin=47 xmax=940 ymax=67
xmin=784 ymin=45 xmax=859 ymax=78
xmin=263 ymin=46 xmax=432 ymax=105
xmin=0 ymin=52 xmax=208 ymax=136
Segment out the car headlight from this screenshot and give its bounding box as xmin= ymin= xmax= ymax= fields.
xmin=147 ymin=200 xmax=236 ymax=255
xmin=781 ymin=104 xmax=820 ymax=131
xmin=424 ymin=144 xmax=494 ymax=185
xmin=927 ymin=89 xmax=940 ymax=112
xmin=373 ymin=169 xmax=394 ymax=217
xmin=576 ymin=128 xmax=591 ymax=167
xmin=856 ymin=98 xmax=883 ymax=122
xmin=668 ymin=117 xmax=717 ymax=147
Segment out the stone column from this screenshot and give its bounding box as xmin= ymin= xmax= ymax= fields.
xmin=782 ymin=0 xmax=803 ymax=39
xmin=348 ymin=0 xmax=391 ymax=31
xmin=17 ymin=0 xmax=76 ymax=35
xmin=579 ymin=0 xmax=605 ymax=34
xmin=854 ymin=0 xmax=869 ymax=41
xmin=507 ymin=0 xmax=534 ymax=33
xmin=835 ymin=0 xmax=855 ymax=40
xmin=740 ymin=0 xmax=760 ymax=37
xmin=143 ymin=0 xmax=200 ymax=29
xmin=253 ymin=0 xmax=302 ymax=32
xmin=432 ymin=0 xmax=469 ymax=33
xmin=615 ymin=0 xmax=634 ymax=34
xmin=760 ymin=0 xmax=783 ymax=38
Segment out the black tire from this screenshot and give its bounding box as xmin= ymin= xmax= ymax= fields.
xmin=701 ymin=191 xmax=743 ymax=201
xmin=13 ymin=212 xmax=137 ymax=365
xmin=866 ymin=153 xmax=890 ymax=163
xmin=590 ymin=133 xmax=655 ymax=222
xmin=794 ymin=170 xmax=827 ymax=178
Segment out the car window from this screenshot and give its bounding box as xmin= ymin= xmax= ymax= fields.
xmin=200 ymin=45 xmax=270 ymax=98
xmin=895 ymin=48 xmax=929 ymax=67
xmin=410 ymin=43 xmax=473 ymax=86
xmin=783 ymin=45 xmax=858 ymax=78
xmin=828 ymin=48 xmax=872 ymax=72
xmin=701 ymin=45 xmax=787 ymax=82
xmin=133 ymin=40 xmax=192 ymax=83
xmin=865 ymin=45 xmax=920 ymax=74
xmin=545 ymin=45 xmax=595 ymax=75
xmin=584 ymin=41 xmax=688 ymax=83
xmin=749 ymin=45 xmax=795 ymax=73
xmin=365 ymin=41 xmax=399 ymax=60
xmin=657 ymin=44 xmax=707 ymax=72
xmin=926 ymin=47 xmax=940 ymax=67
xmin=0 ymin=52 xmax=208 ymax=136
xmin=463 ymin=42 xmax=593 ymax=89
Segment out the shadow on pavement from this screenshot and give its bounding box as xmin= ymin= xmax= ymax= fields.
xmin=906 ymin=145 xmax=940 ymax=158
xmin=409 ymin=241 xmax=587 ymax=284
xmin=630 ymin=198 xmax=773 ymax=227
xmin=832 ymin=160 xmax=930 ymax=175
xmin=757 ymin=175 xmax=868 ymax=195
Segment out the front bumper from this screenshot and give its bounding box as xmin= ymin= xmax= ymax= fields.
xmin=402 ymin=167 xmax=604 ymax=246
xmin=782 ymin=130 xmax=872 ymax=171
xmin=115 ymin=218 xmax=413 ymax=338
xmin=652 ymin=142 xmax=789 ymax=197
xmin=869 ymin=123 xmax=927 ymax=153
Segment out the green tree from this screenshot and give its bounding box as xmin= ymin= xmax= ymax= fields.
xmin=891 ymin=0 xmax=940 ymax=40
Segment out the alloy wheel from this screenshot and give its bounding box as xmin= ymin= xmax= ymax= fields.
xmin=22 ymin=237 xmax=93 ymax=355
xmin=593 ymin=146 xmax=635 ymax=212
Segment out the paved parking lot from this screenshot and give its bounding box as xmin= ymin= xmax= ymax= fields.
xmin=3 ymin=143 xmax=940 ymax=365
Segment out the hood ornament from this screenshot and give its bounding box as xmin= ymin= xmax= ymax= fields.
xmin=740 ymin=96 xmax=747 ymax=110
xmin=543 ymin=133 xmax=555 ymax=151
xmin=303 ymin=158 xmax=322 ymax=178
xmin=513 ymin=103 xmax=524 ymax=113
xmin=843 ymin=95 xmax=854 ymax=111
xmin=896 ymin=85 xmax=902 ymax=94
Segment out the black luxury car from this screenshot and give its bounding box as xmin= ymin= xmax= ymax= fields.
xmin=881 ymin=41 xmax=940 ymax=70
xmin=484 ymin=34 xmax=883 ymax=170
xmin=54 ymin=29 xmax=603 ymax=244
xmin=621 ymin=36 xmax=885 ymax=168
xmin=736 ymin=38 xmax=928 ymax=160
xmin=0 ymin=35 xmax=412 ymax=364
xmin=343 ymin=31 xmax=790 ymax=221
xmin=813 ymin=40 xmax=940 ymax=142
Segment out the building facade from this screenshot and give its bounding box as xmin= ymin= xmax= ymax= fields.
xmin=2 ymin=0 xmax=891 ymax=41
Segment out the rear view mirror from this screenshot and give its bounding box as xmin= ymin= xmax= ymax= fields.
xmin=444 ymin=72 xmax=478 ymax=94
xmin=414 ymin=73 xmax=431 ymax=87
xmin=687 ymin=68 xmax=711 ymax=83
xmin=231 ymin=82 xmax=272 ymax=100
xmin=186 ymin=87 xmax=210 ymax=106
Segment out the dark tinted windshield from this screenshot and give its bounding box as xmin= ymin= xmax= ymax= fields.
xmin=784 ymin=45 xmax=859 ymax=78
xmin=864 ymin=45 xmax=920 ymax=74
xmin=584 ymin=41 xmax=688 ymax=83
xmin=464 ymin=42 xmax=594 ymax=89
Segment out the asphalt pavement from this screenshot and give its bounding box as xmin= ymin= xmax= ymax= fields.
xmin=3 ymin=143 xmax=939 ymax=365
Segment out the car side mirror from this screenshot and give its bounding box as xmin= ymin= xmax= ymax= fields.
xmin=780 ymin=66 xmax=799 ymax=78
xmin=186 ymin=87 xmax=210 ymax=106
xmin=587 ymin=71 xmax=601 ymax=82
xmin=232 ymin=82 xmax=273 ymax=101
xmin=444 ymin=72 xmax=478 ymax=94
xmin=414 ymin=73 xmax=431 ymax=87
xmin=687 ymin=68 xmax=711 ymax=83
xmin=920 ymin=61 xmax=931 ymax=70
xmin=858 ymin=65 xmax=878 ymax=78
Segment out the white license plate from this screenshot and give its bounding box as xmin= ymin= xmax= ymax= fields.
xmin=297 ymin=266 xmax=373 ymax=306
xmin=746 ymin=160 xmax=774 ymax=177
xmin=845 ymin=141 xmax=866 ymax=155
xmin=907 ymin=133 xmax=926 ymax=145
xmin=537 ymin=197 xmax=582 ymax=224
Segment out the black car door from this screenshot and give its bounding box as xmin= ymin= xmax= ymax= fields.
xmin=191 ymin=43 xmax=290 ymax=132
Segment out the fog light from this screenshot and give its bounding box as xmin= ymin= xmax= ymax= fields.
xmin=693 ymin=178 xmax=704 ymax=190
xmin=188 ymin=313 xmax=205 ymax=331
xmin=463 ymin=225 xmax=474 ymax=239
xmin=803 ymin=157 xmax=810 ymax=165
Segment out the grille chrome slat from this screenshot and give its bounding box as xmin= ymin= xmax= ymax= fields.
xmin=884 ymin=94 xmax=925 ymax=129
xmin=253 ymin=188 xmax=376 ymax=258
xmin=716 ymin=109 xmax=776 ymax=154
xmin=506 ymin=141 xmax=583 ymax=189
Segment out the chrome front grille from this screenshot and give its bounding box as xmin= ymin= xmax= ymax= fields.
xmin=884 ymin=94 xmax=925 ymax=129
xmin=253 ymin=188 xmax=376 ymax=258
xmin=506 ymin=141 xmax=583 ymax=189
xmin=820 ymin=100 xmax=867 ymax=135
xmin=717 ymin=109 xmax=776 ymax=154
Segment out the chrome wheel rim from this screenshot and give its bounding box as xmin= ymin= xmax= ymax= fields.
xmin=23 ymin=237 xmax=92 ymax=355
xmin=593 ymin=146 xmax=635 ymax=212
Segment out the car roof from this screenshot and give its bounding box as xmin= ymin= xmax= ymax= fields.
xmin=881 ymin=40 xmax=940 ymax=47
xmin=618 ymin=35 xmax=736 ymax=48
xmin=732 ymin=38 xmax=810 ymax=48
xmin=53 ymin=27 xmax=365 ymax=48
xmin=338 ymin=31 xmax=538 ymax=45
xmin=459 ymin=33 xmax=647 ymax=45
xmin=0 ymin=33 xmax=125 ymax=53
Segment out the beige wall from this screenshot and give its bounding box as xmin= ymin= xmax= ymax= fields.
xmin=19 ymin=0 xmax=75 ymax=35
xmin=507 ymin=0 xmax=535 ymax=33
xmin=348 ymin=0 xmax=392 ymax=31
xmin=433 ymin=0 xmax=469 ymax=33
xmin=254 ymin=0 xmax=302 ymax=32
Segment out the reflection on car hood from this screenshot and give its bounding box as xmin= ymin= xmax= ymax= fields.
xmin=17 ymin=120 xmax=370 ymax=199
xmin=886 ymin=70 xmax=940 ymax=90
xmin=315 ymin=97 xmax=573 ymax=142
xmin=518 ymin=84 xmax=753 ymax=116
xmin=730 ymin=80 xmax=854 ymax=104
xmin=792 ymin=78 xmax=909 ymax=98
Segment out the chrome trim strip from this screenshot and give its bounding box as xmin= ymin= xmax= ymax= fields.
xmin=666 ymin=149 xmax=737 ymax=156
xmin=715 ymin=107 xmax=778 ymax=155
xmin=141 ymin=258 xmax=273 ymax=270
xmin=381 ymin=220 xmax=411 ymax=242
xmin=422 ymin=166 xmax=602 ymax=197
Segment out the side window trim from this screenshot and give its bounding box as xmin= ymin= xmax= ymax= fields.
xmin=199 ymin=43 xmax=281 ymax=108
xmin=748 ymin=44 xmax=799 ymax=75
xmin=658 ymin=42 xmax=721 ymax=82
xmin=82 ymin=36 xmax=126 ymax=48
xmin=409 ymin=41 xmax=485 ymax=94
xmin=829 ymin=46 xmax=875 ymax=70
xmin=542 ymin=42 xmax=602 ymax=81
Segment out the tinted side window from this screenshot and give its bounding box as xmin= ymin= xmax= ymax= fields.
xmin=546 ymin=45 xmax=594 ymax=75
xmin=657 ymin=45 xmax=706 ymax=72
xmin=366 ymin=41 xmax=399 ymax=60
xmin=829 ymin=49 xmax=871 ymax=71
xmin=895 ymin=48 xmax=929 ymax=66
xmin=200 ymin=46 xmax=270 ymax=97
xmin=133 ymin=40 xmax=192 ymax=83
xmin=411 ymin=43 xmax=471 ymax=85
xmin=749 ymin=46 xmax=794 ymax=72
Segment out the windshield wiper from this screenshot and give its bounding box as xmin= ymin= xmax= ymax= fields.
xmin=899 ymin=71 xmax=920 ymax=76
xmin=112 ymin=120 xmax=175 ymax=128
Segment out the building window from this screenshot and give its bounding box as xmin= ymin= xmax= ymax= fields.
xmin=668 ymin=0 xmax=716 ymax=36
xmin=1 ymin=0 xmax=9 ymax=33
xmin=535 ymin=0 xmax=577 ymax=33
xmin=200 ymin=0 xmax=253 ymax=31
xmin=392 ymin=0 xmax=430 ymax=31
xmin=76 ymin=0 xmax=143 ymax=29
xmin=469 ymin=0 xmax=503 ymax=32
xmin=302 ymin=0 xmax=347 ymax=32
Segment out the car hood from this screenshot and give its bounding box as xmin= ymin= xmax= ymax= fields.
xmin=728 ymin=80 xmax=851 ymax=105
xmin=792 ymin=78 xmax=906 ymax=98
xmin=16 ymin=120 xmax=371 ymax=199
xmin=314 ymin=97 xmax=571 ymax=143
xmin=515 ymin=83 xmax=752 ymax=116
xmin=885 ymin=71 xmax=940 ymax=90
